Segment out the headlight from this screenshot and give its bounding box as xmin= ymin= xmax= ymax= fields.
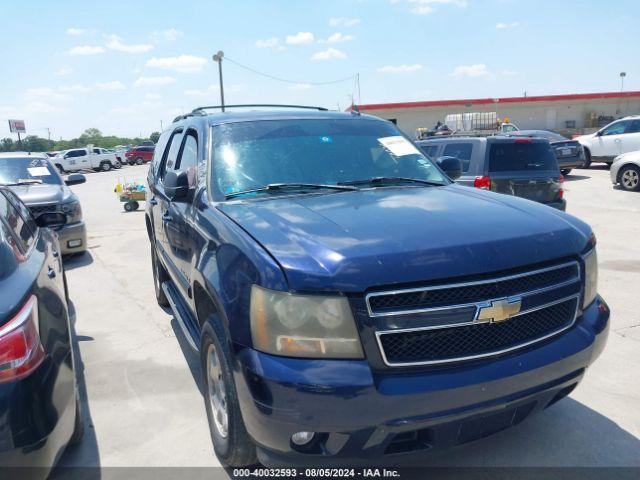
xmin=583 ymin=247 xmax=598 ymax=308
xmin=250 ymin=285 xmax=364 ymax=359
xmin=61 ymin=201 xmax=82 ymax=223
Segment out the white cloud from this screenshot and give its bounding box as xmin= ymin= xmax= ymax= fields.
xmin=151 ymin=28 xmax=183 ymax=41
xmin=184 ymin=84 xmax=243 ymax=97
xmin=255 ymin=37 xmax=280 ymax=48
xmin=378 ymin=64 xmax=423 ymax=74
xmin=392 ymin=0 xmax=467 ymax=15
xmin=69 ymin=45 xmax=105 ymax=55
xmin=59 ymin=84 xmax=93 ymax=93
xmin=24 ymin=102 xmax=62 ymax=114
xmin=25 ymin=87 xmax=72 ymax=102
xmin=311 ymin=47 xmax=347 ymax=61
xmin=289 ymin=83 xmax=312 ymax=91
xmin=496 ymin=21 xmax=520 ymax=29
xmin=329 ymin=17 xmax=361 ymax=27
xmin=320 ymin=32 xmax=355 ymax=44
xmin=134 ymin=76 xmax=176 ymax=87
xmin=66 ymin=27 xmax=85 ymax=36
xmin=96 ymin=81 xmax=126 ymax=91
xmin=451 ymin=64 xmax=492 ymax=78
xmin=105 ymin=35 xmax=154 ymax=54
xmin=55 ymin=66 xmax=73 ymax=76
xmin=146 ymin=55 xmax=207 ymax=73
xmin=286 ymin=32 xmax=315 ymax=45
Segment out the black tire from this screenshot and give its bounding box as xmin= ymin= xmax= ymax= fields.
xmin=55 ymin=164 xmax=65 ymax=174
xmin=124 ymin=202 xmax=134 ymax=212
xmin=619 ymin=164 xmax=640 ymax=192
xmin=582 ymin=148 xmax=592 ymax=169
xmin=68 ymin=392 xmax=84 ymax=446
xmin=135 ymin=157 xmax=144 ymax=165
xmin=201 ymin=321 xmax=257 ymax=467
xmin=151 ymin=240 xmax=170 ymax=307
xmin=101 ymin=162 xmax=112 ymax=172
xmin=114 ymin=160 xmax=122 ymax=169
xmin=561 ymin=169 xmax=572 ymax=175
xmin=131 ymin=201 xmax=140 ymax=211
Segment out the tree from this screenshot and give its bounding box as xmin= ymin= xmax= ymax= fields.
xmin=1 ymin=138 xmax=15 ymax=152
xmin=80 ymin=128 xmax=103 ymax=139
xmin=149 ymin=131 xmax=161 ymax=144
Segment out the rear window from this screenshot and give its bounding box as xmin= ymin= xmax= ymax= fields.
xmin=488 ymin=142 xmax=558 ymax=172
xmin=443 ymin=143 xmax=473 ymax=172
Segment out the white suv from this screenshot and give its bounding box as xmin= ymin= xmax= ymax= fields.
xmin=576 ymin=115 xmax=640 ymax=167
xmin=53 ymin=147 xmax=120 ymax=173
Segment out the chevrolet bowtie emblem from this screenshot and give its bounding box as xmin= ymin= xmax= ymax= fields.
xmin=476 ymin=297 xmax=522 ymax=323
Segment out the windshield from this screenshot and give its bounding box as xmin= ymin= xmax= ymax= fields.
xmin=0 ymin=157 xmax=63 ymax=185
xmin=212 ymin=119 xmax=447 ymax=196
xmin=489 ymin=142 xmax=559 ymax=172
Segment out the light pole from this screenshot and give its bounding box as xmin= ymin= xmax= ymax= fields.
xmin=620 ymin=72 xmax=626 ymax=92
xmin=213 ymin=51 xmax=225 ymax=111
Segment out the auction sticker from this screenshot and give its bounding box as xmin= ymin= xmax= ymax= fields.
xmin=27 ymin=167 xmax=51 ymax=176
xmin=378 ymin=136 xmax=420 ymax=157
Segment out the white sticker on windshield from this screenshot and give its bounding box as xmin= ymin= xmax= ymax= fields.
xmin=27 ymin=167 xmax=51 ymax=176
xmin=378 ymin=136 xmax=420 ymax=157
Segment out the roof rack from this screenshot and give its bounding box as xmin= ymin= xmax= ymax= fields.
xmin=172 ymin=104 xmax=329 ymax=123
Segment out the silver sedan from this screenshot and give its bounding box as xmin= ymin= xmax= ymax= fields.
xmin=611 ymin=151 xmax=640 ymax=192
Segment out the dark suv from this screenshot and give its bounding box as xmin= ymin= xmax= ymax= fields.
xmin=0 ymin=186 xmax=83 ymax=478
xmin=417 ymin=136 xmax=566 ymax=210
xmin=126 ymin=146 xmax=155 ymax=165
xmin=146 ymin=106 xmax=608 ymax=467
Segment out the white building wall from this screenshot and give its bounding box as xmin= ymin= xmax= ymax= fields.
xmin=365 ymin=97 xmax=640 ymax=138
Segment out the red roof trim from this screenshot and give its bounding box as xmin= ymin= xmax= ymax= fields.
xmin=356 ymin=91 xmax=640 ymax=111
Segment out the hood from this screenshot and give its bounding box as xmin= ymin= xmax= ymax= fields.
xmin=613 ymin=150 xmax=640 ymax=163
xmin=218 ymin=185 xmax=591 ymax=292
xmin=8 ymin=183 xmax=76 ymax=206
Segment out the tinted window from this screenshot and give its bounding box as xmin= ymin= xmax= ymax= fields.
xmin=0 ymin=192 xmax=24 ymax=259
xmin=489 ymin=142 xmax=558 ymax=172
xmin=152 ymin=131 xmax=172 ymax=177
xmin=627 ymin=120 xmax=640 ymax=134
xmin=0 ymin=156 xmax=63 ymax=185
xmin=419 ymin=145 xmax=440 ymax=158
xmin=443 ymin=143 xmax=473 ymax=172
xmin=161 ymin=130 xmax=184 ymax=179
xmin=213 ymin=119 xmax=446 ymax=196
xmin=68 ymin=150 xmax=87 ymax=158
xmin=1 ymin=190 xmax=36 ymax=252
xmin=601 ymin=121 xmax=629 ymax=136
xmin=93 ymin=148 xmax=101 ymax=154
xmin=176 ymin=133 xmax=198 ymax=187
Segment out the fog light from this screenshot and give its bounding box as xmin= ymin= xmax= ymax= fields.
xmin=67 ymin=239 xmax=83 ymax=248
xmin=291 ymin=431 xmax=315 ymax=446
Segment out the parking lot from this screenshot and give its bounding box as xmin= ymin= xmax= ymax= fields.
xmin=54 ymin=164 xmax=639 ymax=471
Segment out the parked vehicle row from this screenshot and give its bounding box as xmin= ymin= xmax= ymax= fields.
xmin=47 ymin=144 xmax=156 ymax=173
xmin=146 ymin=105 xmax=608 ymax=467
xmin=575 ymin=115 xmax=640 ymax=167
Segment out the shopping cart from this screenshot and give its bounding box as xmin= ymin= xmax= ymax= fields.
xmin=115 ymin=179 xmax=146 ymax=212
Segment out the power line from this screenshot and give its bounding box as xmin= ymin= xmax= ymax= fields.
xmin=224 ymin=56 xmax=356 ymax=86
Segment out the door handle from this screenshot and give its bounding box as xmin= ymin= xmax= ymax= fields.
xmin=162 ymin=213 xmax=172 ymax=222
xmin=47 ymin=267 xmax=56 ymax=279
xmin=149 ymin=198 xmax=158 ymax=206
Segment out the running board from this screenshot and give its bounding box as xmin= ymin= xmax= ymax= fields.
xmin=162 ymin=281 xmax=200 ymax=353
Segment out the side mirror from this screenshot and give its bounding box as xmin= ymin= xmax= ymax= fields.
xmin=65 ymin=173 xmax=86 ymax=186
xmin=35 ymin=212 xmax=67 ymax=228
xmin=437 ymin=156 xmax=463 ymax=181
xmin=164 ymin=170 xmax=189 ymax=201
xmin=63 ymin=154 xmax=69 ymax=159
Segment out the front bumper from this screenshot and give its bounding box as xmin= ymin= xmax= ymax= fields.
xmin=234 ymin=297 xmax=609 ymax=466
xmin=55 ymin=221 xmax=87 ymax=254
xmin=610 ymin=162 xmax=622 ymax=185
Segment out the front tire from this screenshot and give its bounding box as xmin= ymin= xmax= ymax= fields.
xmin=56 ymin=164 xmax=65 ymax=174
xmin=151 ymin=240 xmax=169 ymax=307
xmin=135 ymin=157 xmax=144 ymax=165
xmin=201 ymin=321 xmax=257 ymax=467
xmin=561 ymin=168 xmax=572 ymax=175
xmin=101 ymin=162 xmax=112 ymax=172
xmin=619 ymin=165 xmax=640 ymax=191
xmin=582 ymin=148 xmax=592 ymax=169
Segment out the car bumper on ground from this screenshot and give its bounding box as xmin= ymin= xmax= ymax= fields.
xmin=234 ymin=297 xmax=609 ymax=466
xmin=55 ymin=221 xmax=87 ymax=255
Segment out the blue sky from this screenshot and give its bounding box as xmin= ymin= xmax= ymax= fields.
xmin=1 ymin=0 xmax=638 ymax=139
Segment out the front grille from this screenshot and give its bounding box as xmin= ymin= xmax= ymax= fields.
xmin=367 ymin=262 xmax=579 ymax=316
xmin=28 ymin=204 xmax=59 ymax=216
xmin=377 ymin=297 xmax=578 ymax=366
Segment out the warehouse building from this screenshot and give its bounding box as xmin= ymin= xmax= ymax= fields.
xmin=357 ymin=90 xmax=640 ymax=139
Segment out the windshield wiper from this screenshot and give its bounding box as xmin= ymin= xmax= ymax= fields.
xmin=225 ymin=182 xmax=357 ymax=199
xmin=338 ymin=176 xmax=445 ymax=187
xmin=1 ymin=179 xmax=43 ymax=186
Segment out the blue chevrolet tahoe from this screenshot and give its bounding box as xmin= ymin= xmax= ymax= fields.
xmin=145 ymin=106 xmax=609 ymax=467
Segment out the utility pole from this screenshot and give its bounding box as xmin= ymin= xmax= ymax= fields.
xmin=620 ymin=72 xmax=627 ymax=92
xmin=356 ymin=73 xmax=361 ymax=105
xmin=213 ymin=50 xmax=225 ymax=112
xmin=160 ymin=120 xmax=164 ymax=131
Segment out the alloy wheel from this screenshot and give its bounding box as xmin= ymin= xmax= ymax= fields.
xmin=207 ymin=343 xmax=229 ymax=438
xmin=622 ymin=168 xmax=639 ymax=190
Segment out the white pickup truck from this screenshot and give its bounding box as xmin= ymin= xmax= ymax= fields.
xmin=53 ymin=147 xmax=121 ymax=173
